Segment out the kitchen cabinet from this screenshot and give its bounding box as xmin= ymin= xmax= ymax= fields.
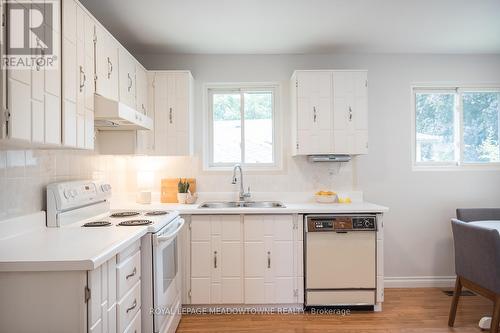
xmin=95 ymin=25 xmax=119 ymax=102
xmin=188 ymin=214 xmax=302 ymax=306
xmin=290 ymin=70 xmax=368 ymax=155
xmin=151 ymin=71 xmax=194 ymax=156
xmin=118 ymin=47 xmax=136 ymax=109
xmin=332 ymin=71 xmax=368 ymax=154
xmin=243 ymin=215 xmax=297 ymax=304
xmin=0 ymin=242 xmax=141 ymax=333
xmin=136 ymin=63 xmax=148 ymax=115
xmin=62 ymin=0 xmax=95 ymax=150
xmin=2 ymin=1 xmax=62 ymax=147
xmin=190 ymin=215 xmax=244 ymax=304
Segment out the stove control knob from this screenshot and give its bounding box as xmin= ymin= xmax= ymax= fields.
xmin=101 ymin=184 xmax=111 ymax=192
xmin=63 ymin=190 xmax=70 ymax=199
xmin=364 ymin=219 xmax=373 ymax=228
xmin=70 ymin=189 xmax=78 ymax=198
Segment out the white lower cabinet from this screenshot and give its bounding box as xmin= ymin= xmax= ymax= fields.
xmin=190 ymin=215 xmax=243 ymax=304
xmin=0 ymin=242 xmax=141 ymax=333
xmin=243 ymin=215 xmax=296 ymax=304
xmin=189 ymin=214 xmax=302 ymax=306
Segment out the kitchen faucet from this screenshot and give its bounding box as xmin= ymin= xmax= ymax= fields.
xmin=232 ymin=164 xmax=251 ymax=201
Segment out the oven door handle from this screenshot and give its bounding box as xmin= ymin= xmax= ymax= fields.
xmin=156 ymin=218 xmax=185 ymax=243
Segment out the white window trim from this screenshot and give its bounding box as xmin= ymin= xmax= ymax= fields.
xmin=202 ymin=82 xmax=283 ymax=172
xmin=411 ymin=84 xmax=500 ymax=171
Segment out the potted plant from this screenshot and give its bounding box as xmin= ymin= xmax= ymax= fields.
xmin=177 ymin=178 xmax=190 ymax=204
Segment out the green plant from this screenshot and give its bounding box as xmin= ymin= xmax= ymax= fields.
xmin=178 ymin=178 xmax=190 ymax=193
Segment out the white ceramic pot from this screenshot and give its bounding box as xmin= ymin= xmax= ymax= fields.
xmin=177 ymin=193 xmax=188 ymax=204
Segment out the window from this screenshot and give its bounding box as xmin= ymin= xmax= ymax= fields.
xmin=207 ymin=84 xmax=279 ymax=169
xmin=413 ymin=87 xmax=500 ymax=168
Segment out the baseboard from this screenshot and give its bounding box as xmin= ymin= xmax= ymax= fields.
xmin=384 ymin=276 xmax=456 ymax=288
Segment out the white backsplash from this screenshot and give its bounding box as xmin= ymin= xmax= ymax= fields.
xmin=98 ymin=154 xmax=356 ymax=198
xmin=0 ymin=150 xmax=98 ymax=220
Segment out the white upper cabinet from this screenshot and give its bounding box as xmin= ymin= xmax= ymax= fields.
xmin=2 ymin=0 xmax=62 ymax=147
xmin=61 ymin=0 xmax=95 ymax=150
xmin=136 ymin=63 xmax=148 ymax=115
xmin=95 ymin=26 xmax=119 ymax=101
xmin=332 ymin=71 xmax=368 ymax=154
xmin=151 ymin=71 xmax=194 ymax=156
xmin=291 ymin=70 xmax=368 ymax=155
xmin=118 ymin=47 xmax=136 ymax=109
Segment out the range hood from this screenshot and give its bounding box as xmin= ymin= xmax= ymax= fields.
xmin=308 ymin=155 xmax=351 ymax=163
xmin=94 ymin=94 xmax=153 ymax=131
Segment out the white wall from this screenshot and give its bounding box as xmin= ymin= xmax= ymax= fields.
xmin=138 ymin=53 xmax=500 ymax=284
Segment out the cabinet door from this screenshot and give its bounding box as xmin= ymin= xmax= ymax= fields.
xmin=118 ymin=48 xmax=136 ymax=108
xmin=95 ymin=28 xmax=118 ymax=101
xmin=243 ymin=215 xmax=296 ymax=304
xmin=332 ymin=71 xmax=368 ymax=154
xmin=296 ymin=71 xmax=333 ymax=154
xmin=152 ymin=72 xmax=192 ymax=156
xmin=136 ymin=64 xmax=147 ymax=114
xmin=190 ymin=215 xmax=243 ymax=304
xmin=7 ymin=78 xmax=31 ymax=142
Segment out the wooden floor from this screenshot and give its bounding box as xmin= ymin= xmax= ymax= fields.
xmin=177 ymin=288 xmax=495 ymax=333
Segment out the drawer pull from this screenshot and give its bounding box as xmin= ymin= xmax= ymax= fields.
xmin=267 ymin=251 xmax=271 ymax=268
xmin=126 ymin=299 xmax=137 ymax=313
xmin=126 ymin=267 xmax=137 ymax=280
xmin=214 ymin=251 xmax=217 ymax=268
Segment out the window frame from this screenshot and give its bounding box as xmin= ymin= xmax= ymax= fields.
xmin=203 ymin=82 xmax=282 ymax=171
xmin=411 ymin=84 xmax=500 ymax=170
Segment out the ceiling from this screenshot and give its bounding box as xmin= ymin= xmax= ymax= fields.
xmin=79 ymin=0 xmax=500 ymax=55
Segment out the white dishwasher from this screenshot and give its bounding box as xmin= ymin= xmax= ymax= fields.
xmin=304 ymin=214 xmax=377 ymax=307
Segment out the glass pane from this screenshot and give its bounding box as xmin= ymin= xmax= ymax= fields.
xmin=162 ymin=239 xmax=177 ymax=293
xmin=244 ymin=92 xmax=274 ymax=163
xmin=415 ymin=93 xmax=456 ymax=163
xmin=463 ymin=92 xmax=500 ymax=163
xmin=212 ymin=93 xmax=241 ymax=163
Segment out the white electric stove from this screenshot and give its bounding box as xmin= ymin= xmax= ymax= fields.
xmin=46 ymin=180 xmax=184 ymax=333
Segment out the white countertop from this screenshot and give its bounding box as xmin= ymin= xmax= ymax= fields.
xmin=111 ymin=201 xmax=389 ymax=215
xmin=0 ymin=212 xmax=148 ymax=272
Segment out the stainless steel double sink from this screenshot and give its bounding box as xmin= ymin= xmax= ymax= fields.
xmin=198 ymin=201 xmax=286 ymax=209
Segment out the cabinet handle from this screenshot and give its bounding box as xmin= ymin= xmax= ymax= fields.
xmin=267 ymin=251 xmax=271 ymax=269
xmin=313 ymin=106 xmax=317 ymax=122
xmin=214 ymin=251 xmax=217 ymax=268
xmin=169 ymin=107 xmax=173 ymax=124
xmin=349 ymin=106 xmax=353 ymax=121
xmin=126 ymin=267 xmax=137 ymax=280
xmin=107 ymin=57 xmax=113 ymax=79
xmin=127 ymin=73 xmax=132 ymax=92
xmin=79 ymin=66 xmax=86 ymax=92
xmin=126 ymin=299 xmax=137 ymax=313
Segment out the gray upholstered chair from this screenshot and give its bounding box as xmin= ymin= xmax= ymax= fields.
xmin=457 ymin=208 xmax=500 ymax=223
xmin=448 ymin=210 xmax=500 ymax=333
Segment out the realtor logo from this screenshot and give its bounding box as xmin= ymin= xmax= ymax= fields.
xmin=3 ymin=0 xmax=58 ymax=69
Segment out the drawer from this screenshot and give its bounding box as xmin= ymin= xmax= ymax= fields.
xmin=117 ymin=250 xmax=141 ymax=300
xmin=123 ymin=309 xmax=141 ymax=333
xmin=117 ymin=240 xmax=141 ymax=264
xmin=117 ymin=281 xmax=141 ymax=333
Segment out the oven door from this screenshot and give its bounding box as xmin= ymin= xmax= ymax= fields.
xmin=152 ymin=217 xmax=184 ymax=333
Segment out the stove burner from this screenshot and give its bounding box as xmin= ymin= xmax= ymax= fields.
xmin=145 ymin=211 xmax=170 ymax=216
xmin=110 ymin=211 xmax=140 ymax=218
xmin=83 ymin=221 xmax=112 ymax=227
xmin=118 ymin=219 xmax=153 ymax=226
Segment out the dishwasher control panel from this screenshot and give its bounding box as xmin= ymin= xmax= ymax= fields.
xmin=306 ymin=215 xmax=377 ymax=232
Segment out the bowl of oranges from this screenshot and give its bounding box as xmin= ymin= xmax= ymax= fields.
xmin=314 ymin=190 xmax=338 ymax=203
